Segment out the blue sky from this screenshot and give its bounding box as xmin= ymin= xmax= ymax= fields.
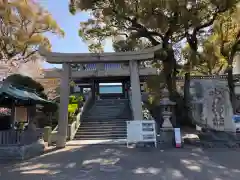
xmin=40 ymin=0 xmax=113 ymax=69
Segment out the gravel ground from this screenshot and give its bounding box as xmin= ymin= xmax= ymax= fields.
xmin=1 ymin=144 xmax=240 ymax=180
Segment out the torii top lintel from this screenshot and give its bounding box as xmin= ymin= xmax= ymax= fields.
xmin=39 ymin=44 xmax=162 ymax=64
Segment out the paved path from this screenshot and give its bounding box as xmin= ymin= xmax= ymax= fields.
xmin=1 ymin=145 xmax=240 ymax=180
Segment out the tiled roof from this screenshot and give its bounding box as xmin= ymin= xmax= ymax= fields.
xmin=0 ymin=83 xmax=54 ymax=105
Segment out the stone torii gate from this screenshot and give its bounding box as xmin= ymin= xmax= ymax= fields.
xmin=39 ymin=44 xmax=162 ymax=148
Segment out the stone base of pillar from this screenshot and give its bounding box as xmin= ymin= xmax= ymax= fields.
xmin=196 ymin=125 xmax=202 ymax=131
xmin=157 ymin=129 xmax=174 ymax=148
xmin=162 ymin=118 xmax=173 ymax=129
xmin=56 ymin=134 xmax=67 ymax=148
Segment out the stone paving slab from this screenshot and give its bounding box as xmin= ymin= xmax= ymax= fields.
xmin=1 ymin=144 xmax=240 ymax=180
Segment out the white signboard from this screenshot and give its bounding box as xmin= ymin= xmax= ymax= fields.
xmin=232 ymin=115 xmax=240 ymax=132
xmin=174 ymin=128 xmax=182 ymax=148
xmin=126 ymin=120 xmax=157 ymax=147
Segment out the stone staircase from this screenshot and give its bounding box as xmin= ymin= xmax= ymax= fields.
xmin=74 ymin=99 xmax=132 ymax=140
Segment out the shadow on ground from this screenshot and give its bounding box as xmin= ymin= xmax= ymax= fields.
xmin=1 ymin=144 xmax=240 ymax=180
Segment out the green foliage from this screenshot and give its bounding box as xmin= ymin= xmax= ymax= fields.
xmin=183 ymin=2 xmax=240 ymax=74
xmin=67 ymin=95 xmax=81 ymax=124
xmin=213 ymin=7 xmax=240 ymax=63
xmin=70 ymin=0 xmax=238 ymax=97
xmin=69 ymin=94 xmax=84 ymax=104
xmin=0 ymin=0 xmax=64 ymax=63
xmin=70 ymin=0 xmax=237 ymax=52
xmin=184 ymin=5 xmax=240 ymax=75
xmin=145 ymin=71 xmax=166 ymax=105
xmin=70 ymin=0 xmax=239 ymax=123
xmin=68 ymin=104 xmax=78 ymax=113
xmin=67 ymin=94 xmax=84 ymax=123
xmin=68 ymin=112 xmax=76 ymax=124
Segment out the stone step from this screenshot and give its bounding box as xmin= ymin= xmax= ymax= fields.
xmin=92 ymin=105 xmax=127 ymax=108
xmin=82 ymin=121 xmax=129 ymax=124
xmin=87 ymin=110 xmax=131 ymax=113
xmin=81 ymin=119 xmax=128 ymax=122
xmin=76 ymin=130 xmax=126 ymax=135
xmin=86 ymin=112 xmax=124 ymax=116
xmin=94 ymin=101 xmax=127 ymax=104
xmin=94 ymin=103 xmax=127 ymax=106
xmin=79 ymin=125 xmax=127 ymax=131
xmin=83 ymin=116 xmax=129 ymax=119
xmin=80 ymin=123 xmax=127 ymax=127
xmin=83 ymin=117 xmax=131 ymax=121
xmin=88 ymin=109 xmax=126 ymax=112
xmin=91 ymin=107 xmax=125 ymax=109
xmin=92 ymin=105 xmax=125 ymax=107
xmin=74 ymin=135 xmax=126 ymax=140
xmin=90 ymin=111 xmax=126 ymax=114
xmin=82 ymin=118 xmax=130 ymax=121
xmin=83 ymin=117 xmax=130 ymax=120
xmin=87 ymin=108 xmax=130 ymax=111
xmin=79 ymin=129 xmax=126 ymax=133
xmin=90 ymin=107 xmax=128 ymax=109
xmin=88 ymin=109 xmax=125 ymax=113
xmin=86 ymin=114 xmax=130 ymax=117
xmin=86 ymin=112 xmax=129 ymax=115
xmin=89 ymin=109 xmax=125 ymax=113
xmin=94 ymin=100 xmax=128 ymax=103
xmin=84 ymin=116 xmax=129 ymax=119
xmin=92 ymin=104 xmax=126 ymax=107
xmin=80 ymin=123 xmax=126 ymax=127
xmin=95 ymin=99 xmax=128 ymax=101
xmin=86 ymin=110 xmax=129 ymax=113
xmin=74 ymin=99 xmax=131 ymax=141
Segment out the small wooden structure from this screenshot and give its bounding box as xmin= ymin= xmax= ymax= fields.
xmin=0 ymin=82 xmax=56 ymax=147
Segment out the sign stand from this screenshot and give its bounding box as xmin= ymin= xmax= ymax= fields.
xmin=233 ymin=115 xmax=240 ymax=132
xmin=126 ymin=120 xmax=157 ymax=148
xmin=174 ymin=128 xmax=182 ymax=148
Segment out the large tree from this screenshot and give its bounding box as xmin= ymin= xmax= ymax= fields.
xmin=185 ymin=4 xmax=240 ymax=111
xmin=0 ymin=0 xmax=64 ymax=69
xmin=181 ymin=38 xmax=227 ymax=76
xmin=70 ymin=0 xmax=237 ymax=92
xmin=212 ymin=6 xmax=240 ymax=111
xmin=69 ymin=0 xmax=238 ymax=126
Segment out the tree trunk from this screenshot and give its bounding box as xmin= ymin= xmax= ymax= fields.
xmin=227 ymin=67 xmax=236 ymax=113
xmin=183 ymin=72 xmax=192 ymax=125
xmin=184 ymin=73 xmax=190 ymax=104
xmin=162 ymin=52 xmax=179 ymax=127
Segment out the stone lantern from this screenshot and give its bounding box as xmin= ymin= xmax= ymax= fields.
xmin=159 ymin=87 xmax=176 ymax=129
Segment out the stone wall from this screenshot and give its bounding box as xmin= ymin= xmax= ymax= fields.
xmin=0 ymin=139 xmax=45 ymax=160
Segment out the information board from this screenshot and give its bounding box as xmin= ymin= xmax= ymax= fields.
xmin=126 ymin=120 xmax=157 ymax=147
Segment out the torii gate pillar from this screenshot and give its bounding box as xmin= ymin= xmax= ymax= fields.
xmin=57 ymin=63 xmax=70 ymax=148
xmin=129 ymin=60 xmax=143 ymax=120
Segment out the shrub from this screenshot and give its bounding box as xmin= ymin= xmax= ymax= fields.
xmin=68 ymin=104 xmax=78 ymax=114
xmin=51 ymin=94 xmax=85 ymax=125
xmin=68 ymin=112 xmax=76 ymax=124
xmin=67 ymin=94 xmax=84 ymax=124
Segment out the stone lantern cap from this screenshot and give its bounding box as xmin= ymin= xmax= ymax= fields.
xmin=159 ymin=87 xmax=176 ymax=106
